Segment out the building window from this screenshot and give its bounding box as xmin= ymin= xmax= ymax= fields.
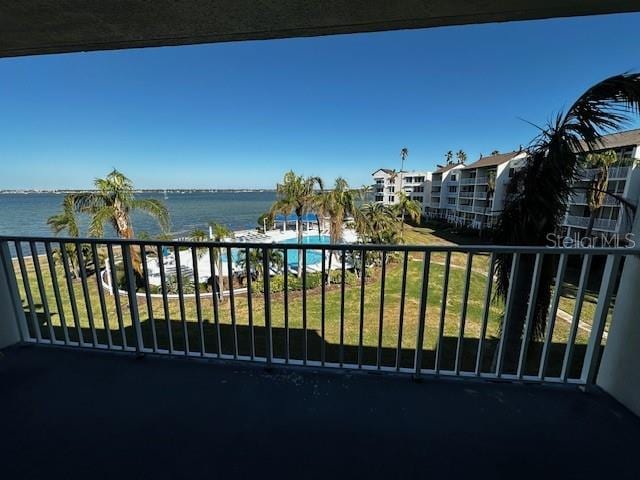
xmin=412 ymin=196 xmax=424 ymax=203
xmin=375 ymin=195 xmax=383 ymax=202
xmin=387 ymin=186 xmax=395 ymax=193
xmin=413 ymin=186 xmax=424 ymax=192
xmin=447 ymin=198 xmax=456 ymax=205
xmin=388 ymin=195 xmax=395 ymax=202
xmin=415 ymin=176 xmax=424 ymax=182
xmin=448 ymin=186 xmax=458 ymax=193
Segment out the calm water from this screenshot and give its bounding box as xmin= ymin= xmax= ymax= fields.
xmin=0 ymin=191 xmax=277 ymax=238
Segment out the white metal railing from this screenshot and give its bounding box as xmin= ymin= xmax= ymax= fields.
xmin=564 ymin=215 xmax=618 ymax=231
xmin=608 ymin=166 xmax=630 ymax=179
xmin=570 ymin=193 xmax=587 ymax=204
xmin=458 ymin=204 xmax=473 ymax=212
xmin=459 ymin=191 xmax=474 ymax=198
xmin=432 ymin=180 xmax=442 ymax=186
xmin=460 ymin=178 xmax=476 ymax=185
xmin=476 ymin=176 xmax=489 ymax=184
xmin=474 ymin=191 xmax=488 ymax=199
xmin=1 ymin=235 xmax=635 ymax=386
xmin=473 ymin=206 xmax=487 ymax=214
xmin=565 ymin=215 xmax=590 ymax=228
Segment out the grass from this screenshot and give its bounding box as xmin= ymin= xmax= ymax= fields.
xmin=12 ymin=224 xmax=602 ymax=378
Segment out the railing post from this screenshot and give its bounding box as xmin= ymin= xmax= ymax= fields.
xmin=597 ymin=215 xmax=640 ymax=415
xmin=262 ymin=246 xmax=273 ymax=369
xmin=0 ymin=241 xmax=26 ymax=347
xmin=414 ymin=252 xmax=430 ymax=379
xmin=122 ymin=244 xmax=144 ymax=356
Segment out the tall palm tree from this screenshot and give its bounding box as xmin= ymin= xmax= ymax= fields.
xmin=72 ymin=169 xmax=169 ymax=239
xmin=456 ymin=150 xmax=468 ymax=164
xmin=584 ymin=150 xmax=618 ymax=238
xmin=316 ymin=178 xmax=358 ymax=281
xmin=269 ymin=171 xmax=324 ymax=277
xmin=47 ymin=194 xmax=82 ymax=278
xmin=208 ymin=222 xmax=233 ymax=300
xmin=395 ymin=191 xmax=422 ymax=236
xmin=445 ymin=151 xmax=454 ymax=165
xmin=492 ymin=73 xmax=640 ymax=368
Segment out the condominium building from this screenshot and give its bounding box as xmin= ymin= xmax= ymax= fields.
xmin=454 ymin=150 xmax=528 ymax=229
xmin=427 ymin=163 xmax=465 ymax=220
xmin=372 ymin=168 xmax=432 ymax=215
xmin=563 ymin=129 xmax=640 ymax=240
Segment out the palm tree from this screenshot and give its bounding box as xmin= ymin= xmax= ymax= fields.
xmin=456 ymin=150 xmax=468 ymax=164
xmin=584 ymin=150 xmax=618 ymax=238
xmin=47 ymin=194 xmax=82 ymax=278
xmin=208 ymin=222 xmax=233 ymax=300
xmin=445 ymin=151 xmax=454 ymax=165
xmin=237 ymin=248 xmax=283 ymax=283
xmin=481 ymin=170 xmax=498 ymax=231
xmin=72 ymin=169 xmax=169 ymax=239
xmin=316 ymin=178 xmax=358 ymax=282
xmin=491 ymin=149 xmax=500 ymax=156
xmin=395 ymin=191 xmax=422 ymax=236
xmin=492 ymin=73 xmax=640 ymax=369
xmin=269 ymin=171 xmax=324 ymax=277
xmin=355 ymin=202 xmax=401 ymax=245
xmin=358 ymin=185 xmax=373 ymax=202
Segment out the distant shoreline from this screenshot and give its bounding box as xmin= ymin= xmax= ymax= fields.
xmin=0 ymin=189 xmax=277 ymax=194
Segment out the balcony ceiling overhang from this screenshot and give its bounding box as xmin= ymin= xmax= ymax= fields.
xmin=2 ymin=0 xmax=640 ymax=58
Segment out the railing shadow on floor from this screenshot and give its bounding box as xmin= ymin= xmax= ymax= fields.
xmin=25 ymin=312 xmax=593 ymax=381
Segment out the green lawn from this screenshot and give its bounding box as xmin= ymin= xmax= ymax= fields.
xmin=12 ymin=225 xmax=598 ymax=378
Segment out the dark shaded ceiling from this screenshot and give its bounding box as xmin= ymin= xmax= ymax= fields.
xmin=2 ymin=0 xmax=639 ymax=58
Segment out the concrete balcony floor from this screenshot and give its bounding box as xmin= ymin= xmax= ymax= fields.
xmin=1 ymin=345 xmax=639 ymax=479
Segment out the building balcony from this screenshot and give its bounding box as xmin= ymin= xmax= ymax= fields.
xmin=432 ymin=179 xmax=442 ymax=186
xmin=475 ymin=176 xmax=489 ymax=184
xmin=1 ymin=234 xmax=639 ymax=478
xmin=460 ymin=178 xmax=476 ymax=185
xmin=564 ymin=215 xmax=618 ymax=231
xmin=608 ymin=166 xmax=630 ymax=179
xmin=459 ymin=191 xmax=475 ymax=198
xmin=457 ymin=204 xmax=473 ymax=212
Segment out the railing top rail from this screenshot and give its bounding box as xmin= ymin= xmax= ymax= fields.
xmin=1 ymin=235 xmax=639 ymax=256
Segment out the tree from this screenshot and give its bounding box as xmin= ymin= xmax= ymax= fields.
xmin=237 ymin=248 xmax=284 ymax=283
xmin=492 ymin=73 xmax=640 ymax=369
xmin=208 ymin=222 xmax=233 ymax=301
xmin=355 ymin=202 xmax=401 ymax=245
xmin=316 ymin=178 xmax=358 ymax=282
xmin=269 ymin=171 xmax=324 ymax=277
xmin=72 ymin=169 xmax=169 ymax=239
xmin=47 ymin=195 xmax=82 ymax=278
xmin=456 ymin=150 xmax=467 ymax=164
xmin=395 ymin=191 xmax=422 ymax=236
xmin=445 ymin=151 xmax=454 ymax=165
xmin=584 ymin=150 xmax=618 ymax=237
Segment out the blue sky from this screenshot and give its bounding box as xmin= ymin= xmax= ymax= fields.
xmin=1 ymin=13 xmax=639 ymax=189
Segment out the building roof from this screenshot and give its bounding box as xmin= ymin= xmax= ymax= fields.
xmin=372 ymin=168 xmax=396 ymax=176
xmin=463 ymin=151 xmax=524 ymax=170
xmin=433 ymin=163 xmax=463 ymax=174
xmin=581 ymin=129 xmax=640 ymax=151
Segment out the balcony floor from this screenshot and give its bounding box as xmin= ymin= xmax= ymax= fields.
xmin=1 ymin=345 xmax=639 ymax=479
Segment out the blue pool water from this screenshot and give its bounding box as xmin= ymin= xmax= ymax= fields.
xmin=223 ymin=235 xmax=330 ymax=270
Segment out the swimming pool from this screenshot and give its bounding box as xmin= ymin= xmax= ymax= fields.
xmin=223 ymin=235 xmax=331 ymax=270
